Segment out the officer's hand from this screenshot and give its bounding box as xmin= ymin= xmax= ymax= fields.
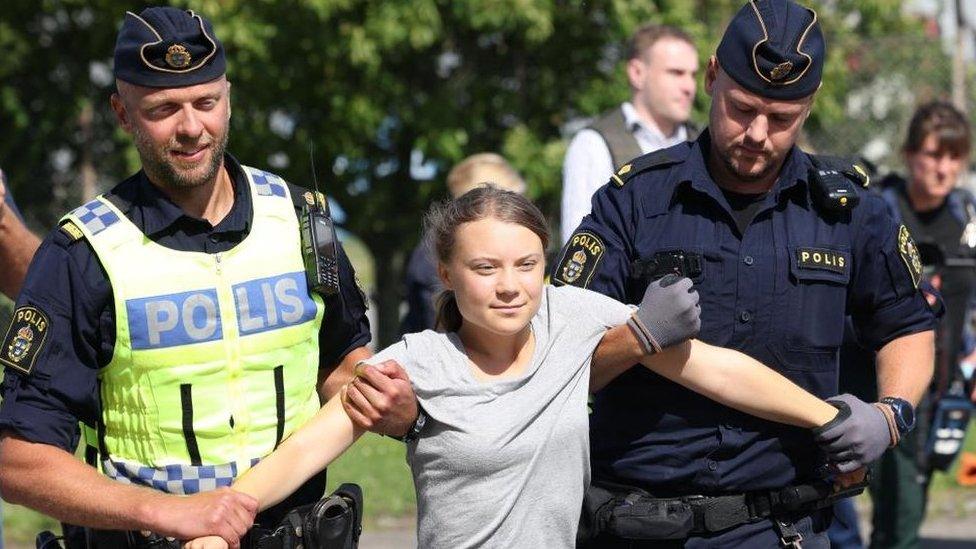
xmin=0 ymin=170 xmax=7 ymax=223
xmin=153 ymin=487 xmax=257 ymax=549
xmin=813 ymin=394 xmax=892 ymax=473
xmin=342 ymin=360 xmax=418 ymax=437
xmin=183 ymin=536 xmax=228 ymax=549
xmin=627 ymin=274 xmax=701 ymax=354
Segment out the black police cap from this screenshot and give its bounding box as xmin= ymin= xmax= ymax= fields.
xmin=114 ymin=7 xmax=225 ymax=88
xmin=716 ymin=0 xmax=825 ymax=100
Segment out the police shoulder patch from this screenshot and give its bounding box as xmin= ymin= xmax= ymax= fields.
xmin=610 ymin=148 xmax=687 ymax=188
xmin=897 ymin=224 xmax=923 ymax=288
xmin=0 ymin=306 xmax=51 ymax=375
xmin=553 ymin=232 xmax=605 ymax=288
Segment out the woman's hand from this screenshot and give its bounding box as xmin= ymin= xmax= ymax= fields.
xmin=627 ymin=274 xmax=701 ymax=354
xmin=183 ymin=536 xmax=229 ymax=549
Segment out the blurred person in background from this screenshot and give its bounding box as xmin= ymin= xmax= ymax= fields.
xmin=835 ymin=101 xmax=975 ymax=549
xmin=399 ymin=153 xmax=526 ymax=335
xmin=560 ymin=23 xmax=699 ymax=244
xmin=0 ymin=167 xmax=42 ymax=549
xmin=0 ymin=168 xmax=41 ymax=298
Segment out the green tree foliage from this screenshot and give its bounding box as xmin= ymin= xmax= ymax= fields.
xmin=0 ymin=0 xmax=938 ymax=345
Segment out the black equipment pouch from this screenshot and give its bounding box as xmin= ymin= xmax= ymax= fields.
xmin=260 ymin=483 xmax=363 ymax=549
xmin=631 ymin=251 xmax=703 ymax=282
xmin=925 ymin=391 xmax=974 ymax=472
xmin=577 ymin=483 xmax=616 ymax=545
xmin=300 ymin=194 xmax=341 ymax=297
xmin=579 ymin=482 xmax=694 ymax=542
xmin=609 ymin=493 xmax=695 ymax=540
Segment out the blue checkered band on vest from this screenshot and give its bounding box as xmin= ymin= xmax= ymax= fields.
xmin=100 ymin=457 xmax=262 ymax=495
xmin=71 ymin=199 xmax=121 ymax=236
xmin=247 ymin=168 xmax=287 ymax=197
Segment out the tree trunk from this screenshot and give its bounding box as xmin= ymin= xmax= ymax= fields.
xmin=371 ymin=241 xmax=406 ymax=349
xmin=79 ymin=100 xmax=97 ymax=201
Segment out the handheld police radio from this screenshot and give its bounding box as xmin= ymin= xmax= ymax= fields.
xmin=301 ymin=145 xmax=341 ymax=296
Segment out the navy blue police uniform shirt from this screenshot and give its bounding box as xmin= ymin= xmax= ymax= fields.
xmin=0 ymin=154 xmax=371 ymax=452
xmin=554 ymin=131 xmax=937 ymax=494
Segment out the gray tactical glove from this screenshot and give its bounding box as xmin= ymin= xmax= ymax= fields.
xmin=627 ymin=274 xmax=701 ymax=354
xmin=812 ymin=393 xmax=893 ymax=473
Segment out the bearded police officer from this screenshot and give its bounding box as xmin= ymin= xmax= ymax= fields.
xmin=556 ymin=1 xmax=937 ymax=547
xmin=0 ymin=7 xmax=415 ymax=548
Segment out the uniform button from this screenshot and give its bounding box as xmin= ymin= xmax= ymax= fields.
xmin=707 ymin=460 xmax=718 ymax=471
xmin=209 ymin=234 xmax=220 ymax=243
xmin=739 ymin=311 xmax=752 ymax=322
xmin=743 ymin=255 xmax=754 ymax=266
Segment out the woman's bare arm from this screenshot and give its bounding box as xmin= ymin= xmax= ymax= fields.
xmin=591 ymin=325 xmax=837 ymax=428
xmin=638 ymin=340 xmax=837 ymax=428
xmin=231 ymin=394 xmax=364 ymax=509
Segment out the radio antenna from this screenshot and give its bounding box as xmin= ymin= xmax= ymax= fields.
xmin=308 ymin=142 xmax=328 ymax=213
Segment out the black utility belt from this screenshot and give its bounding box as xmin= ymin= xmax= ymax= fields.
xmin=579 ymin=479 xmax=866 ymax=542
xmin=59 ymin=483 xmax=363 ymax=549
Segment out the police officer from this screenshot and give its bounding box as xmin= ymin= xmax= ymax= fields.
xmin=866 ymin=101 xmax=974 ymax=549
xmin=555 ymin=1 xmax=937 ymax=547
xmin=0 ymin=7 xmax=415 ymax=548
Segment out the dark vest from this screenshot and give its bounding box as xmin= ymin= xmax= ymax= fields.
xmin=587 ymin=106 xmax=698 ymax=170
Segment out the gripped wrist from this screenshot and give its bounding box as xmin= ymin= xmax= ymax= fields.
xmin=812 ymin=399 xmax=851 ymax=436
xmin=626 ymin=314 xmax=661 ymax=355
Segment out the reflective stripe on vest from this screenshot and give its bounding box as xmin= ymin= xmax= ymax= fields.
xmin=67 ymin=167 xmax=323 ymax=493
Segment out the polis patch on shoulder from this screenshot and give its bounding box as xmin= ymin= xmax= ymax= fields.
xmin=796 ymin=247 xmax=848 ymax=274
xmin=0 ymin=306 xmax=51 ymax=375
xmin=553 ymin=231 xmax=605 ymax=287
xmin=898 ymin=224 xmax=923 ymax=288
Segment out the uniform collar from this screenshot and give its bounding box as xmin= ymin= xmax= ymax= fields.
xmin=672 ymin=130 xmax=809 ymax=206
xmin=114 ymin=153 xmax=252 ymax=238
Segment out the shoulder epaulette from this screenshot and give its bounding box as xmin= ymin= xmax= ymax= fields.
xmin=287 ymin=183 xmax=326 ymax=210
xmin=610 ymin=146 xmax=690 ymax=188
xmin=58 ymin=220 xmax=85 ymax=242
xmin=809 ymin=154 xmax=871 ymax=188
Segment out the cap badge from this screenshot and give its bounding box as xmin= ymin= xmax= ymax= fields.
xmin=165 ymin=44 xmax=192 ymax=69
xmin=770 ymin=61 xmax=793 ymax=81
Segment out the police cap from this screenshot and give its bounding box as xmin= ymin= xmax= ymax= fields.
xmin=716 ymin=0 xmax=825 ymax=100
xmin=113 ymin=7 xmax=225 ymax=88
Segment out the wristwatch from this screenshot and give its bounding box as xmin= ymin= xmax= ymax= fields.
xmin=391 ymin=402 xmax=427 ymax=443
xmin=880 ymin=397 xmax=916 ymax=435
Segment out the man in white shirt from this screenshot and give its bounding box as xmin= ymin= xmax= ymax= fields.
xmin=560 ymin=24 xmax=699 ymax=244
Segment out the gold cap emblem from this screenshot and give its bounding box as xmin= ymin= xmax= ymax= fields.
xmin=164 ymin=44 xmax=192 ymax=69
xmin=769 ymin=61 xmax=793 ymax=81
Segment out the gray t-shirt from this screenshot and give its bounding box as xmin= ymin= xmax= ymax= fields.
xmin=369 ymin=285 xmax=633 ymax=548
